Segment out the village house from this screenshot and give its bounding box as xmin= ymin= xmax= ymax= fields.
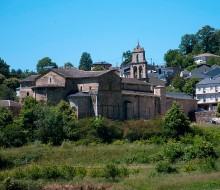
xmin=19 ymin=44 xmax=197 ymax=119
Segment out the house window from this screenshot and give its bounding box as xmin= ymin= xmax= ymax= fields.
xmin=89 ymin=86 xmax=92 ymax=91
xmin=50 ymin=78 xmax=52 ymax=84
xmin=80 ymin=86 xmax=82 ymax=91
xmin=27 ymin=92 xmax=29 ymax=96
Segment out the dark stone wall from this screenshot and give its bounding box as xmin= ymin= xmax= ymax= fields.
xmin=195 ymin=111 xmax=216 ymax=123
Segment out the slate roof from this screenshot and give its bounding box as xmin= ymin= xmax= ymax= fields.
xmin=20 ymin=75 xmax=40 ymax=82
xmin=197 ymin=77 xmax=220 ymax=85
xmin=122 ymin=90 xmax=155 ymax=97
xmin=206 ymin=68 xmax=220 ymax=77
xmin=92 ymin=61 xmax=112 ymax=66
xmin=185 ymin=73 xmax=207 ymax=80
xmin=121 ymin=78 xmax=150 ymax=85
xmin=68 ymin=92 xmax=90 ymax=97
xmin=0 ymin=100 xmax=21 ymax=107
xmin=148 ymin=76 xmax=166 ymax=86
xmin=32 ymin=84 xmax=65 ymax=88
xmin=51 ymin=68 xmax=111 ymax=78
xmin=166 ymin=92 xmax=194 ymax=100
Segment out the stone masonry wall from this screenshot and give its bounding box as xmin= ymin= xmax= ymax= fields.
xmin=195 ymin=111 xmax=216 ymax=123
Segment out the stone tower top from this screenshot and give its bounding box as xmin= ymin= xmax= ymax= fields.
xmin=130 ymin=43 xmax=148 ymax=81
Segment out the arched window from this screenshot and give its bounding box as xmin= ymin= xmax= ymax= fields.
xmin=139 ymin=66 xmax=143 ymax=78
xmin=136 ymin=54 xmax=140 ymax=63
xmin=133 ymin=66 xmax=137 ymax=78
xmin=80 ymin=86 xmax=83 ymax=91
xmin=49 ymin=78 xmax=52 ymax=84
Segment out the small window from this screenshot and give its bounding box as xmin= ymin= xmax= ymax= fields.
xmin=80 ymin=86 xmax=82 ymax=91
xmin=50 ymin=78 xmax=52 ymax=84
xmin=89 ymin=86 xmax=92 ymax=91
xmin=27 ymin=92 xmax=29 ymax=96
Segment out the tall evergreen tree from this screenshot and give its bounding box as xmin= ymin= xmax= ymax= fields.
xmin=79 ymin=52 xmax=93 ymax=71
xmin=163 ymin=102 xmax=190 ymax=138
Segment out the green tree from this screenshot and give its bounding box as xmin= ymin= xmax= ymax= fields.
xmin=164 ymin=49 xmax=184 ymax=68
xmin=3 ymin=78 xmax=20 ymax=90
xmin=179 ymin=34 xmax=197 ymax=55
xmin=36 ymin=57 xmax=58 ymax=72
xmin=0 ymin=74 xmax=6 ymax=84
xmin=216 ymin=103 xmax=220 ymax=117
xmin=79 ymin=52 xmax=93 ymax=71
xmin=121 ymin=50 xmax=132 ymax=67
xmin=64 ymin=62 xmax=74 ymax=68
xmin=0 ymin=58 xmax=10 ymax=77
xmin=0 ymin=106 xmax=13 ymax=128
xmin=35 ymin=106 xmax=66 ymax=145
xmin=182 ymin=78 xmax=200 ymax=97
xmin=0 ymin=124 xmax=26 ymax=147
xmin=19 ymin=97 xmax=40 ymax=136
xmin=163 ymin=101 xmax=190 ymax=138
xmin=171 ymin=75 xmax=185 ymax=92
xmin=207 ymin=57 xmax=220 ymax=66
xmin=92 ymin=66 xmax=105 ymax=71
xmin=194 ymin=25 xmax=216 ymax=53
xmin=0 ymin=84 xmax=16 ymax=100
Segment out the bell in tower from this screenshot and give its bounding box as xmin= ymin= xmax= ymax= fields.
xmin=130 ymin=43 xmax=148 ymax=82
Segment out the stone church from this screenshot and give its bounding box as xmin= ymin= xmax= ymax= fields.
xmin=19 ymin=44 xmax=197 ymax=120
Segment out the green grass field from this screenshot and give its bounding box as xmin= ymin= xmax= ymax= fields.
xmin=1 ymin=138 xmax=220 ymax=190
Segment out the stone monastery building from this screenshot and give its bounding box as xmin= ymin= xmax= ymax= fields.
xmin=20 ymin=44 xmax=197 ymax=119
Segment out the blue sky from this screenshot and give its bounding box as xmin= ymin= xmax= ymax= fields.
xmin=0 ymin=0 xmax=220 ymax=71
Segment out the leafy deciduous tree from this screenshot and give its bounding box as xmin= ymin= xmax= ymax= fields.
xmin=171 ymin=75 xmax=186 ymax=92
xmin=0 ymin=84 xmax=16 ymax=100
xmin=0 ymin=58 xmax=10 ymax=77
xmin=182 ymin=78 xmax=200 ymax=97
xmin=36 ymin=57 xmax=58 ymax=72
xmin=121 ymin=50 xmax=132 ymax=67
xmin=0 ymin=106 xmax=13 ymax=128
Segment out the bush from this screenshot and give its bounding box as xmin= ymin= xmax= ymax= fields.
xmin=156 ymin=160 xmax=177 ymax=174
xmin=104 ymin=164 xmax=120 ymax=180
xmin=182 ymin=160 xmax=197 ymax=172
xmin=123 ymin=119 xmax=161 ymax=142
xmin=163 ymin=102 xmax=190 ymax=138
xmin=199 ymin=157 xmax=216 ymax=173
xmin=41 ymin=165 xmax=62 ymax=179
xmin=77 ymin=167 xmax=87 ymax=178
xmin=161 ymin=141 xmax=184 ymax=163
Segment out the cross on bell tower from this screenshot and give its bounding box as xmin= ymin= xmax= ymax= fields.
xmin=130 ymin=43 xmax=148 ymax=82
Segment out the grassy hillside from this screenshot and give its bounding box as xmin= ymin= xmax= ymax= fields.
xmin=1 ymin=124 xmax=220 ymax=190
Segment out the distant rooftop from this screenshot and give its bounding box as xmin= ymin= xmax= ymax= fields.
xmin=92 ymin=61 xmax=112 ymax=66
xmin=0 ymin=100 xmax=21 ymax=107
xmin=166 ymin=91 xmax=194 ymax=100
xmin=194 ymin=53 xmax=220 ymax=58
xmin=197 ymin=77 xmax=220 ymax=85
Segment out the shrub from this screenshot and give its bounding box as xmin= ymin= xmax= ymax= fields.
xmin=123 ymin=119 xmax=161 ymax=142
xmin=161 ymin=141 xmax=184 ymax=163
xmin=41 ymin=165 xmax=62 ymax=179
xmin=156 ymin=160 xmax=177 ymax=174
xmin=61 ymin=165 xmax=76 ymax=179
xmin=182 ymin=160 xmax=197 ymax=172
xmin=77 ymin=167 xmax=87 ymax=178
xmin=199 ymin=157 xmax=216 ymax=173
xmin=104 ymin=164 xmax=120 ymax=180
xmin=163 ymin=101 xmax=190 ymax=138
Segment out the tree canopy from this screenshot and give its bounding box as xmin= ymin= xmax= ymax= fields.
xmin=164 ymin=25 xmax=220 ymax=69
xmin=163 ymin=101 xmax=190 ymax=138
xmin=79 ymin=52 xmax=93 ymax=71
xmin=0 ymin=58 xmax=10 ymax=77
xmin=121 ymin=50 xmax=132 ymax=67
xmin=36 ymin=57 xmax=58 ymax=72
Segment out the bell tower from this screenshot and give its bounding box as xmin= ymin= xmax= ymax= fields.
xmin=130 ymin=43 xmax=148 ymax=81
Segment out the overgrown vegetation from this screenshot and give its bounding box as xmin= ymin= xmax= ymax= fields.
xmin=0 ymin=100 xmax=220 ymax=189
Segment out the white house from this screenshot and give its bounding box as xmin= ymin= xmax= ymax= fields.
xmin=196 ymin=77 xmax=220 ymax=110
